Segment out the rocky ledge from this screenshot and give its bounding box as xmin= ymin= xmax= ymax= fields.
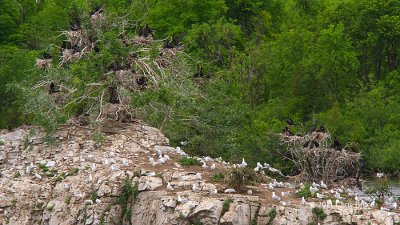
xmin=0 ymin=121 xmax=398 ymax=225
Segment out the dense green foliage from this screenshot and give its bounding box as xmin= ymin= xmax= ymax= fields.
xmin=1 ymin=0 xmax=400 ymax=175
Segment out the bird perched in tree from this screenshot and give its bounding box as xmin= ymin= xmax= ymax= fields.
xmin=193 ymin=65 xmax=204 ymax=78
xmin=330 ymin=138 xmax=341 ymax=150
xmin=286 ymin=118 xmax=294 ymax=126
xmin=42 ymin=52 xmax=52 ymax=59
xmin=310 ymin=124 xmax=317 ymax=133
xmin=108 ymin=86 xmax=119 ymax=104
xmin=143 ymin=24 xmax=153 ymax=37
xmin=49 ymin=82 xmax=60 ymax=94
xmin=318 ymin=125 xmax=325 ymax=132
xmin=136 ymin=76 xmax=146 ymax=86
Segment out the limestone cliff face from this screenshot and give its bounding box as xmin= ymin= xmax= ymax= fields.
xmin=0 ymin=122 xmax=398 ymax=225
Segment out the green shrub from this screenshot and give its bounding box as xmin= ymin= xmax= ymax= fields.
xmin=312 ymin=207 xmax=326 ymax=221
xmin=223 ymin=198 xmax=234 ymax=211
xmin=228 ymin=167 xmax=259 ymax=192
xmin=179 ymin=157 xmax=201 ymax=166
xmin=295 ymin=183 xmax=312 ymax=198
xmin=91 ymin=130 xmax=106 ymax=145
xmin=267 ymin=207 xmax=277 ymax=224
xmin=211 ymin=173 xmax=225 ymax=182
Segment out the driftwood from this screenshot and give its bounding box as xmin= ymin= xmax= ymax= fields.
xmin=280 ymin=131 xmax=361 ymax=184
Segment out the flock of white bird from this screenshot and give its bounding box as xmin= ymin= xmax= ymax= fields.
xmin=20 ymin=140 xmax=399 ymax=213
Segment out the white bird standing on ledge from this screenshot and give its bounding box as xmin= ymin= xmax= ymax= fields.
xmin=239 ymin=158 xmax=247 ymax=168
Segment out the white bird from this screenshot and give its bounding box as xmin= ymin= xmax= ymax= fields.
xmin=145 ymin=172 xmax=156 ymax=177
xmin=192 ymin=183 xmax=201 ymax=192
xmin=335 ymin=199 xmax=341 ymax=206
xmin=263 ymin=163 xmax=270 ymax=169
xmin=122 ymin=159 xmax=129 ymax=167
xmin=111 ymin=165 xmax=119 ymax=171
xmin=177 ymin=195 xmax=187 ymax=203
xmin=163 ymin=155 xmax=170 ymax=161
xmin=95 ymin=199 xmax=101 ymax=204
xmin=257 ymin=162 xmax=263 ymax=169
xmin=387 ymin=202 xmax=398 ymax=210
xmin=376 ymin=173 xmax=384 ymax=178
xmin=360 ymin=200 xmax=368 ymax=208
xmin=156 ymin=149 xmax=162 ymax=157
xmin=334 ymin=192 xmax=345 ymax=200
xmin=224 ymin=189 xmax=236 ymax=193
xmin=310 ymin=186 xmax=319 ymax=196
xmin=272 ymin=192 xmax=281 ymax=201
xmin=281 ymin=191 xmax=290 ymax=197
xmin=320 ymin=181 xmax=327 ymax=189
xmin=45 ymin=161 xmax=55 ymax=168
xmin=268 ymin=182 xmax=275 ymax=190
xmin=268 ymin=167 xmax=284 ymax=176
xmin=247 ymin=190 xmax=253 ymax=195
xmin=210 ymin=163 xmax=216 ymax=170
xmin=148 ymin=157 xmax=157 ymax=166
xmin=167 ymin=182 xmax=174 ymax=191
xmin=157 ymin=157 xmax=166 ymax=164
xmin=316 ymin=193 xmax=325 ymax=199
xmin=210 ymin=188 xmax=217 ymax=195
xmin=84 ymin=200 xmax=93 ymax=204
xmin=35 ymin=173 xmax=42 ymax=180
xmin=201 ymin=162 xmax=208 ymax=168
xmin=180 ymin=141 xmax=188 ymax=146
xmin=240 ymin=158 xmax=247 ymax=168
xmin=91 ymin=163 xmax=97 ymax=172
xmin=280 ymin=201 xmax=287 ymax=206
xmin=327 ymin=199 xmax=333 ymax=208
xmin=188 ymin=201 xmax=197 ymax=209
xmin=301 ymin=197 xmax=306 ymax=205
xmin=89 ymin=174 xmax=93 ymax=181
xmin=254 ymin=167 xmax=259 ymax=172
xmin=370 ymin=198 xmax=376 ymax=208
xmin=26 ymin=162 xmax=34 ymax=175
xmin=195 ymin=173 xmax=202 ymax=180
xmin=312 ymin=182 xmax=320 ymax=188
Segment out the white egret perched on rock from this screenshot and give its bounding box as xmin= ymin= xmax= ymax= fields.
xmin=268 ymin=167 xmax=284 ymax=176
xmin=239 ymin=158 xmax=247 ymax=168
xmin=320 ymin=181 xmax=327 ymax=189
xmin=177 ymin=195 xmax=187 ymax=203
xmin=167 ymin=182 xmax=174 ymax=191
xmin=192 ymin=183 xmax=201 ymax=192
xmin=310 ymin=186 xmax=319 ymax=196
xmin=210 ymin=163 xmax=216 ymax=170
xmin=316 ymin=193 xmax=325 ymax=199
xmin=327 ymin=199 xmax=333 ymax=208
xmin=272 ymin=192 xmax=281 ymax=201
xmin=210 ymin=188 xmax=218 ymax=195
xmin=301 ymin=197 xmax=306 ymax=205
xmin=145 ymin=172 xmax=155 ymax=177
xmin=26 ymin=162 xmax=34 ymax=175
xmin=312 ymin=182 xmax=320 ymax=188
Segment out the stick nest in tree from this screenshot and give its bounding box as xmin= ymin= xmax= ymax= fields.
xmin=280 ymin=131 xmax=362 ymax=184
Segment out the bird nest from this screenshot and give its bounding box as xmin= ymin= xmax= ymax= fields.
xmin=98 ymin=103 xmax=133 ymax=123
xmin=114 ymin=70 xmax=146 ymax=91
xmin=59 ymin=49 xmax=83 ymax=65
xmin=35 ymin=59 xmax=52 ymax=70
xmin=280 ymin=131 xmax=362 ymax=184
